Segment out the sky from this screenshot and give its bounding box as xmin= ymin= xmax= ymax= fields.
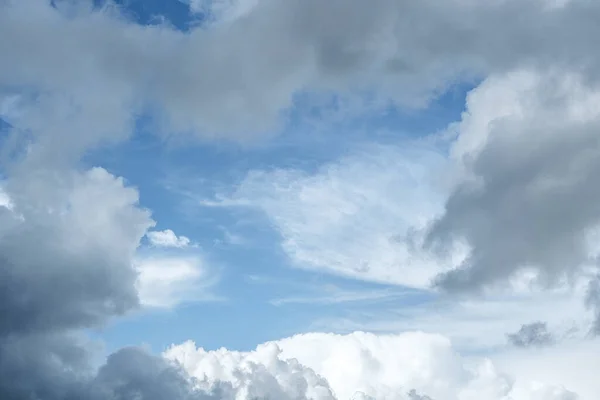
xmin=1 ymin=0 xmax=600 ymax=399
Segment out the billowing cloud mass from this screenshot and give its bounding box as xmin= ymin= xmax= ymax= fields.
xmin=2 ymin=0 xmax=600 ymax=399
xmin=0 ymin=165 xmax=223 ymax=398
xmin=427 ymin=70 xmax=600 ymax=295
xmin=3 ymin=0 xmax=600 ymax=144
xmin=166 ymin=331 xmax=586 ymax=400
xmin=147 ymin=229 xmax=192 ymax=248
xmin=0 ymin=167 xmax=153 ymax=336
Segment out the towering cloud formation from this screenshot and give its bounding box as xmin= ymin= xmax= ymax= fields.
xmin=427 ymin=70 xmax=600 ymax=294
xmin=423 ymin=69 xmax=600 ymax=335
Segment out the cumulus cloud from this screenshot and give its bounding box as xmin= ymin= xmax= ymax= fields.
xmin=167 ymin=331 xmax=582 ymax=400
xmin=0 ymin=167 xmax=153 ymax=336
xmin=184 ymin=0 xmax=259 ymax=23
xmin=147 ymin=229 xmax=191 ymax=248
xmin=507 ymin=322 xmax=555 ymax=348
xmin=166 ymin=340 xmax=337 ymax=400
xmin=0 ymin=186 xmax=11 ymax=209
xmin=135 ymin=254 xmax=220 ymax=308
xmin=427 ymin=69 xmax=600 ymax=293
xmin=418 ymin=68 xmax=600 ymax=338
xmin=0 ymin=164 xmax=226 ymax=399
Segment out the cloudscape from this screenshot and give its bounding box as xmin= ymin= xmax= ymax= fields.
xmin=1 ymin=0 xmax=600 ymax=399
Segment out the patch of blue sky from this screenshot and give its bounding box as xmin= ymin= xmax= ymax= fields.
xmin=91 ymin=0 xmax=202 ymax=31
xmin=84 ymin=84 xmax=468 ymax=352
xmin=77 ymin=0 xmax=479 ymax=354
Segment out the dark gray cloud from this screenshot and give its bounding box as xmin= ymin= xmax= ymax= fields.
xmin=585 ymin=276 xmax=600 ymax=335
xmin=0 ymin=168 xmax=151 ymax=336
xmin=507 ymin=322 xmax=555 ymax=348
xmin=426 ymin=70 xmax=600 ymax=297
xmin=0 ymin=334 xmax=224 ymax=400
xmin=0 ymin=166 xmax=223 ymax=400
xmin=407 ymin=389 xmax=433 ymax=400
xmin=3 ymin=0 xmax=600 ymax=148
xmin=92 ymin=347 xmax=226 ymax=400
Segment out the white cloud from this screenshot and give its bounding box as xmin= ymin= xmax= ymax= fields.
xmin=0 ymin=186 xmax=11 ymax=210
xmin=493 ymin=339 xmax=600 ymax=400
xmin=204 ymin=143 xmax=465 ymax=288
xmin=146 ymin=229 xmax=191 ymax=248
xmin=166 ymin=331 xmax=586 ymax=400
xmin=135 ymin=254 xmax=219 ymax=309
xmin=185 ymin=0 xmax=259 ymax=23
xmin=310 ymin=281 xmax=590 ymax=353
xmin=269 ymin=284 xmax=412 ymax=307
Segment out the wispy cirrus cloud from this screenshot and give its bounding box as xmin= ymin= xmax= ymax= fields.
xmin=198 ymin=143 xmax=466 ymax=289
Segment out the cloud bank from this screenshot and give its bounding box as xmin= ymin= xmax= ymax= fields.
xmin=166 ymin=331 xmax=585 ymax=400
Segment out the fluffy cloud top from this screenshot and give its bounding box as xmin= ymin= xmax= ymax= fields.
xmin=0 ymin=167 xmax=153 ymax=336
xmin=166 ymin=331 xmax=584 ymax=400
xmin=147 ymin=229 xmax=192 ymax=248
xmin=135 ymin=254 xmax=218 ymax=308
xmin=427 ymin=70 xmax=600 ymax=294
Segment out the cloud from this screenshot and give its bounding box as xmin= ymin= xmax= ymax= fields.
xmin=427 ymin=69 xmax=600 ymax=293
xmin=245 ymin=272 xmax=421 ymax=307
xmin=311 ymin=284 xmax=589 ymax=353
xmin=167 ymin=331 xmax=583 ymax=400
xmin=184 ymin=0 xmax=259 ymax=23
xmin=4 ymin=0 xmax=600 ymax=149
xmin=419 ymin=68 xmax=600 ymax=338
xmin=0 ymin=167 xmax=153 ymax=335
xmin=135 ymin=254 xmax=220 ymax=308
xmin=583 ymin=274 xmax=600 ymax=335
xmin=92 ymin=347 xmax=227 ymax=400
xmin=0 ymin=185 xmax=11 ymax=209
xmin=507 ymin=322 xmax=555 ymax=348
xmin=493 ymin=338 xmax=600 ymax=400
xmin=165 ymin=340 xmax=337 ymax=400
xmin=269 ymin=284 xmax=412 ymax=307
xmin=203 ymin=143 xmax=463 ymax=288
xmin=146 ymin=229 xmax=191 ymax=248
xmin=0 ymin=164 xmax=220 ymax=399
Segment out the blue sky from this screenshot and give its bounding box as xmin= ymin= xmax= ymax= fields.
xmin=82 ymin=12 xmax=469 ymax=355
xmin=58 ymin=0 xmax=477 ymax=354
